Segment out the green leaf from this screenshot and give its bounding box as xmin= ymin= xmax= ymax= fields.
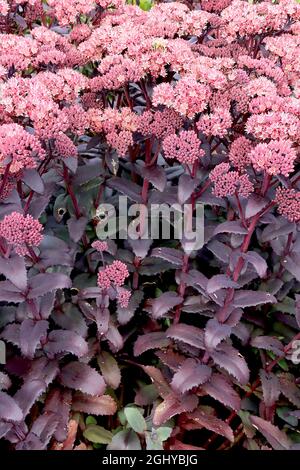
xmin=85 ymin=416 xmax=97 ymax=426
xmin=139 ymin=0 xmax=152 ymax=11
xmin=97 ymin=351 xmax=121 ymax=389
xmin=145 ymin=432 xmax=164 ymax=450
xmin=155 ymin=426 xmax=172 ymax=442
xmin=124 ymin=406 xmax=147 ymax=434
xmin=108 ymin=429 xmax=141 ymax=450
xmin=277 ymin=407 xmax=298 ymax=427
xmin=83 ymin=424 xmax=113 ymax=444
xmin=118 ymin=409 xmax=127 ymax=426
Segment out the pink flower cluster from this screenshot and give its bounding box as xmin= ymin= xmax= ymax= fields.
xmin=249 ymin=140 xmax=296 ymax=177
xmin=163 ymin=130 xmax=204 ymax=165
xmin=229 ymin=137 xmax=253 ymax=171
xmin=210 ymin=163 xmax=254 ymax=198
xmin=54 ymin=134 xmax=78 ymax=159
xmin=153 ymin=77 xmax=211 ymax=118
xmin=97 ymin=260 xmax=129 ymax=290
xmin=0 ymin=124 xmax=45 ymax=174
xmin=0 ymin=0 xmax=8 ymax=16
xmin=116 ymin=287 xmax=131 ymax=308
xmin=197 ymin=107 xmax=232 ymax=138
xmin=246 ymin=112 xmax=300 ymax=142
xmin=137 ymin=109 xmax=182 ymax=140
xmin=276 ymin=187 xmax=300 ymax=223
xmin=0 ymin=212 xmax=43 ymax=256
xmin=92 ymin=240 xmax=108 ymax=253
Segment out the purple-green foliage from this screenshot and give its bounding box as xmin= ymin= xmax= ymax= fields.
xmin=0 ymin=0 xmax=300 ymax=452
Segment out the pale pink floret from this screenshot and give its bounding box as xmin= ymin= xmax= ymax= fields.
xmin=92 ymin=241 xmax=108 ymax=253
xmin=97 ymin=260 xmax=129 ymax=289
xmin=197 ymin=107 xmax=232 ymax=138
xmin=276 ymin=187 xmax=300 ymax=223
xmin=163 ymin=130 xmax=204 ymax=165
xmin=0 ymin=0 xmax=9 ymax=16
xmin=54 ymin=134 xmax=78 ymax=158
xmin=0 ymin=212 xmax=43 ymax=256
xmin=153 ymin=77 xmax=211 ymax=118
xmin=106 ymin=260 xmax=129 ymax=287
xmin=97 ymin=270 xmax=111 ymax=290
xmin=116 ymin=287 xmax=131 ymax=308
xmin=229 ymin=136 xmax=253 ymax=171
xmin=137 ymin=109 xmax=182 ymax=140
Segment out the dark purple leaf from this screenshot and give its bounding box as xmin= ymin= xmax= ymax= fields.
xmin=243 ymin=251 xmax=268 ymax=278
xmin=71 ymin=393 xmax=117 ymax=415
xmin=250 ymin=416 xmax=291 ymax=450
xmin=211 ymin=343 xmax=249 ymax=384
xmin=134 ymin=332 xmax=169 ymax=356
xmin=16 ymin=414 xmax=59 ymax=450
xmin=37 ymin=292 xmax=56 ymax=320
xmin=107 ymin=177 xmax=142 ymax=203
xmin=0 ymin=392 xmax=23 ymax=422
xmin=207 ymin=274 xmax=239 ymax=294
xmin=245 ymin=194 xmax=268 ymax=219
xmin=166 ymin=324 xmax=205 ymax=350
xmin=178 ymin=174 xmax=198 ymax=204
xmin=1 ymin=323 xmax=21 ymax=347
xmin=213 ymin=221 xmax=248 ymax=236
xmin=141 ymin=366 xmax=172 ymax=399
xmin=153 ymin=393 xmax=198 ymax=426
xmin=284 ymin=255 xmax=300 ymax=282
xmin=44 ymin=330 xmax=88 ymax=357
xmin=261 ymin=219 xmax=295 ymax=243
xmin=0 ymin=422 xmax=13 ymax=439
xmin=26 ymin=358 xmax=59 ymax=385
xmin=0 ymin=254 xmax=27 ymax=291
xmin=105 ymin=322 xmax=124 ymax=352
xmin=202 ymin=374 xmax=241 ymax=411
xmin=128 ymin=239 xmax=152 ymax=258
xmin=141 ymin=166 xmax=166 ymax=192
xmin=45 ymin=389 xmax=72 ymax=442
xmin=67 ymin=216 xmax=88 ymax=243
xmin=51 ymin=305 xmax=87 ymax=338
xmin=171 ymin=359 xmax=211 ymax=393
xmin=233 ymin=290 xmax=276 ymax=308
xmin=206 ymin=240 xmax=232 ymax=263
xmin=251 ymin=336 xmax=284 ymax=356
xmin=279 ymin=373 xmax=300 ymax=407
xmin=204 ymin=318 xmax=232 ymax=350
xmin=0 ymin=281 xmax=24 ymax=303
xmin=27 ymin=273 xmax=71 ymax=299
xmin=260 ymin=370 xmax=280 ymax=407
xmin=151 ymin=247 xmax=183 ymax=266
xmin=60 ymin=362 xmax=105 ymax=396
xmin=14 ymin=380 xmax=48 ymax=415
xmin=151 ymin=292 xmax=183 ymax=319
xmin=20 ymin=319 xmax=48 ymax=359
xmin=188 ymin=407 xmax=234 ymax=442
xmin=22 ymin=169 xmax=44 ymax=194
xmin=63 ymin=156 xmax=78 ymax=173
xmin=232 ymin=322 xmax=250 ymax=344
